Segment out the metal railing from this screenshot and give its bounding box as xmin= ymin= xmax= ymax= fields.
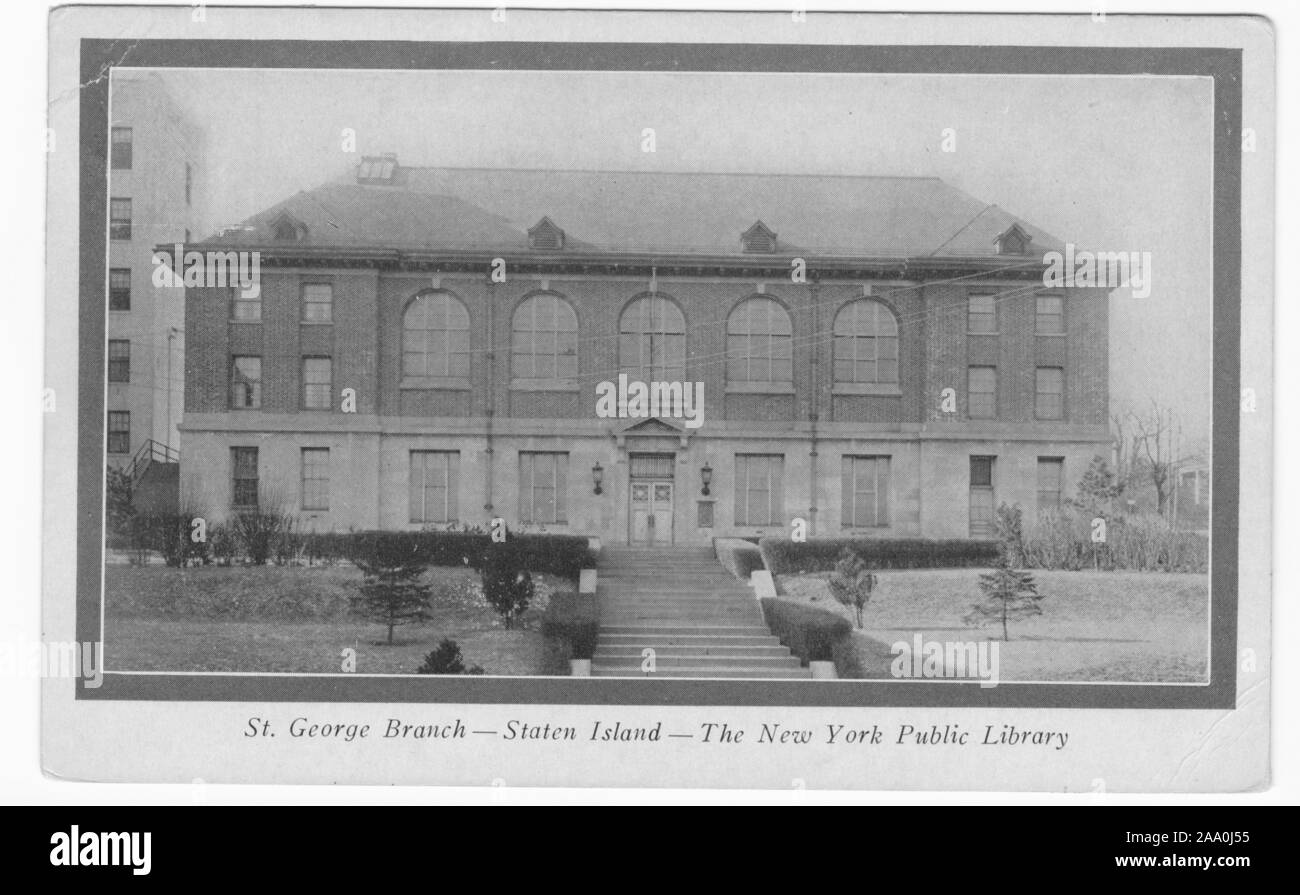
xmin=128 ymin=439 xmax=180 ymax=485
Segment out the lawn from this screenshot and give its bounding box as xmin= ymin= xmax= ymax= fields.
xmin=103 ymin=564 xmax=571 ymax=675
xmin=775 ymin=569 xmax=1209 ymax=683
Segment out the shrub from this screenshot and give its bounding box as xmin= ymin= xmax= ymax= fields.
xmin=128 ymin=511 xmax=209 ymax=568
xmin=480 ymin=541 xmax=535 ymax=629
xmin=826 ymin=548 xmax=878 ymax=629
xmin=416 ymin=639 xmax=485 ymax=675
xmin=209 ymin=523 xmax=238 ymax=566
xmin=346 ymin=532 xmax=432 ymax=644
xmin=232 ymin=506 xmax=295 ymax=566
xmin=541 ymin=592 xmax=600 ymax=661
xmin=760 ymin=597 xmax=853 ymax=666
xmin=760 ymin=537 xmax=1000 ymax=575
xmin=714 ymin=538 xmax=766 ymax=581
xmin=295 ymin=530 xmax=594 ymax=578
xmin=1018 ymin=508 xmax=1208 ymax=573
xmin=994 ymin=502 xmax=1026 ymax=567
xmin=105 ymin=466 xmax=136 ymax=549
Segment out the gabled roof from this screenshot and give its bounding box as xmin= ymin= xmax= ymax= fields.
xmin=203 ymin=165 xmax=1067 ymax=259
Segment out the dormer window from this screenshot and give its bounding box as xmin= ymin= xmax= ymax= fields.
xmin=994 ymin=223 xmax=1032 ymax=255
xmin=357 ymin=154 xmax=398 ymax=184
xmin=741 ymin=220 xmax=778 ymax=254
xmin=528 ymin=217 xmax=565 ymax=251
xmin=270 ymin=212 xmax=307 ymax=243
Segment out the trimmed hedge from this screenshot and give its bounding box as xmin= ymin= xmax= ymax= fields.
xmin=760 ymin=598 xmax=858 ymax=675
xmin=760 ymin=537 xmax=1001 ymax=575
xmin=541 ymin=592 xmax=601 ymax=662
xmin=713 ymin=538 xmax=766 ymax=581
xmin=306 ymin=530 xmax=595 ymax=578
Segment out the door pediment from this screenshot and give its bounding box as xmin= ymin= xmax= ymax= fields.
xmin=613 ymin=416 xmax=690 ymax=449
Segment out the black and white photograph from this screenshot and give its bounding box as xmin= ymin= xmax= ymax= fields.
xmin=99 ymin=66 xmax=1217 ymax=688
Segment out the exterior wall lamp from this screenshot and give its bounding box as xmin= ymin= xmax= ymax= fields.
xmin=701 ymin=462 xmax=712 ymax=496
xmin=592 ymin=462 xmax=604 ymax=495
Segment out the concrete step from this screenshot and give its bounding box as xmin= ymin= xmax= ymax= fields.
xmin=601 ymin=588 xmax=744 ymax=594
xmin=594 ymin=644 xmax=792 ymax=658
xmin=593 ymin=654 xmax=802 ymax=669
xmin=598 ymin=624 xmax=774 ymax=636
xmin=597 ymin=634 xmax=782 ymax=647
xmin=591 ymin=667 xmax=813 ymax=679
xmin=595 ymin=569 xmax=728 ymax=577
xmin=601 ymin=612 xmax=763 ymax=622
xmin=601 ymin=601 xmax=757 ymax=609
xmin=599 ymin=596 xmax=756 ymax=606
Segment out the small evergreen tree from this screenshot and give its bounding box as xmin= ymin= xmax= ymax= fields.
xmin=416 ymin=638 xmax=485 ymax=675
xmin=480 ymin=542 xmax=534 ymax=629
xmin=1072 ymin=455 xmax=1122 ymax=518
xmin=963 ymin=564 xmax=1045 ymax=641
xmin=826 ymin=547 xmax=878 ymax=629
xmin=348 ymin=534 xmax=432 ymax=645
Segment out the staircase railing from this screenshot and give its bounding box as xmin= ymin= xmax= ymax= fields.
xmin=128 ymin=439 xmax=180 ymax=485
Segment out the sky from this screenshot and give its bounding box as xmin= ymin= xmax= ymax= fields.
xmin=118 ymin=68 xmax=1215 ymax=447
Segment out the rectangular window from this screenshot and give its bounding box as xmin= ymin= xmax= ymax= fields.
xmin=230 ymin=356 xmax=262 ymax=409
xmin=302 ymin=357 xmax=332 ymax=410
xmin=841 ymin=456 xmax=890 ymax=528
xmin=302 ymin=283 xmax=333 ymax=322
xmin=107 ymin=411 xmax=130 ymax=454
xmin=109 ymin=268 xmax=131 ymax=311
xmin=1037 ymin=458 xmax=1064 ymax=513
xmin=109 ymin=198 xmax=132 ymax=240
xmin=231 ymin=447 xmax=259 ymax=509
xmin=110 ymin=127 xmax=132 ymax=169
xmin=1035 ymin=367 xmax=1065 ymax=420
xmin=301 ymin=448 xmax=330 ymax=512
xmin=967 ymin=292 xmax=997 ymax=333
xmin=968 ymin=366 xmax=997 ymax=419
xmin=107 ymin=340 xmax=130 ymax=382
xmin=231 ymin=288 xmax=261 ymax=322
xmin=1036 ymin=294 xmax=1065 ymax=334
xmin=970 ymin=456 xmax=996 ymax=538
xmin=410 ymin=451 xmax=460 ymax=524
xmin=734 ymin=454 xmax=784 ymax=527
xmin=519 ymin=452 xmax=568 ymax=524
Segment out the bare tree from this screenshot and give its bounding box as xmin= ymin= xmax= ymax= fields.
xmin=1124 ymin=398 xmax=1188 ymax=519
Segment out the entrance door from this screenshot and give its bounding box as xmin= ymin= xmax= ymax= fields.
xmin=630 ymin=480 xmax=674 ymax=546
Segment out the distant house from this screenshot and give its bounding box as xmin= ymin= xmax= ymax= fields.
xmin=177 ymin=157 xmax=1113 ymax=545
xmin=1173 ymin=461 xmax=1210 ymax=532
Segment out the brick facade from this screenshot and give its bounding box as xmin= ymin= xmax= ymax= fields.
xmin=181 ymin=265 xmax=1112 ymax=544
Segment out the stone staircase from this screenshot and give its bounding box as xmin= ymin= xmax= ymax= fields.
xmin=592 ymin=546 xmax=810 ymax=679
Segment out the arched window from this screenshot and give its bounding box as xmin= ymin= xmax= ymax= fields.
xmin=727 ymin=297 xmax=793 ymax=384
xmin=619 ymin=295 xmax=685 ymax=381
xmin=402 ymin=292 xmax=470 ymax=380
xmin=512 ymin=293 xmax=578 ymax=381
xmin=833 ymin=300 xmax=899 ymax=384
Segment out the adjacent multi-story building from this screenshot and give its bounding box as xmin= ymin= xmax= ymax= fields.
xmin=180 ymin=158 xmax=1112 ymax=544
xmin=106 ymin=73 xmax=206 ymax=507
